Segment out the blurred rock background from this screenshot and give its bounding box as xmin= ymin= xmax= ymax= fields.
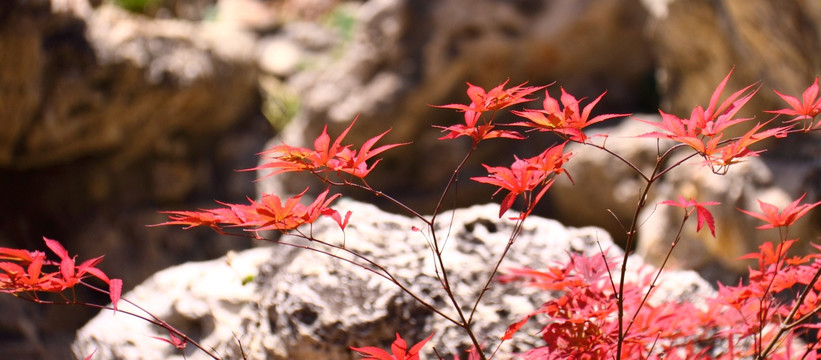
xmin=0 ymin=0 xmax=819 ymax=358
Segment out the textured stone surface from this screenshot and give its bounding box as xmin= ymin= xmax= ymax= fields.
xmin=73 ymin=200 xmax=714 ymax=359
xmin=642 ymin=0 xmax=821 ymax=124
xmin=0 ymin=0 xmax=257 ymax=168
xmin=0 ymin=1 xmax=266 ymax=358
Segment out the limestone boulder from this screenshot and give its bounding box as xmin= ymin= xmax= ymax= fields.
xmin=73 ymin=200 xmax=715 ymax=359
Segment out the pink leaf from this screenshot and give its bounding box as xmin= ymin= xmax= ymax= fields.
xmin=109 ymin=278 xmax=123 ymax=312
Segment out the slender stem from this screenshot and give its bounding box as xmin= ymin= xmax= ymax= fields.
xmin=428 ymin=191 xmax=488 ymax=359
xmin=234 ymin=229 xmax=463 ymax=325
xmin=468 ymin=216 xmax=526 ymax=325
xmin=757 ymin=264 xmax=821 ymax=359
xmin=325 ymin=143 xmax=488 ymax=357
xmin=624 ymin=210 xmax=689 ymax=336
xmin=339 ymin=147 xmax=486 ymax=356
xmin=18 ymin=290 xmax=222 ymax=359
xmin=324 ymin=177 xmax=428 ymax=222
xmin=581 ymin=139 xmax=662 ymax=360
xmin=431 ymin=148 xmax=477 ymax=226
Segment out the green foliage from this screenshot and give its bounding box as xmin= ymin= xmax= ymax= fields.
xmin=261 ymin=79 xmax=301 ymax=131
xmin=112 ymin=0 xmax=160 ymax=13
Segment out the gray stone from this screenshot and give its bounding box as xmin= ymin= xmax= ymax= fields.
xmin=73 ymin=200 xmax=715 ymax=359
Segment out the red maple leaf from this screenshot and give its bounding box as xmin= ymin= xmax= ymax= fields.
xmin=636 ymin=70 xmax=783 ymax=174
xmin=738 ymin=240 xmax=799 ymax=267
xmin=250 ymin=117 xmax=407 ymax=180
xmin=351 ymin=332 xmax=434 ymax=360
xmin=513 ymin=88 xmax=628 ymax=142
xmin=738 ymin=193 xmax=821 ymax=229
xmin=153 ymin=188 xmax=350 ymax=233
xmin=435 ymin=109 xmax=525 ymax=146
xmin=637 ymin=69 xmax=757 ymax=140
xmin=434 ymin=80 xmax=547 ymax=113
xmin=768 ymin=77 xmax=821 ymax=131
xmin=687 ymin=69 xmax=758 ymax=137
xmin=0 ymin=238 xmax=121 ymax=311
xmin=660 ymin=196 xmax=720 ymax=237
xmin=710 ymin=120 xmax=790 ymax=169
xmin=471 ymin=143 xmax=570 ymax=217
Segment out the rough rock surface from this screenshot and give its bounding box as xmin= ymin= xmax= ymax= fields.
xmin=0 ymin=0 xmax=257 ymax=168
xmin=642 ymin=0 xmax=821 ymax=124
xmin=73 ymin=200 xmax=715 ymax=360
xmin=0 ymin=1 xmax=265 ymax=358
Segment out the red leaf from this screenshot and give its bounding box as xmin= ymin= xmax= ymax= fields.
xmin=43 ymin=237 xmax=70 ymax=261
xmin=83 ymin=348 xmax=97 ymax=360
xmin=660 ymin=196 xmax=720 ymax=237
xmin=351 ymin=332 xmax=433 ymax=360
xmin=433 ymin=80 xmax=547 ymax=113
xmin=43 ymin=237 xmax=77 ymax=285
xmin=0 ymin=247 xmax=34 ymax=262
xmin=153 ymin=331 xmax=187 ymax=350
xmin=695 ymin=205 xmax=717 ymax=237
xmin=502 ymin=315 xmax=531 ymax=341
xmin=407 ymin=332 xmax=434 ymax=359
xmin=109 ymin=278 xmax=123 ymax=312
xmin=390 ymin=333 xmax=408 ymax=359
xmin=738 ymin=193 xmax=821 ymax=229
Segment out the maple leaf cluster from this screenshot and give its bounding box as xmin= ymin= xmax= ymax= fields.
xmin=149 ymin=76 xmax=821 ymax=360
xmin=498 ymin=252 xmax=726 ymax=360
xmin=638 ymin=70 xmax=795 ymax=173
xmin=500 ymin=244 xmax=821 ymax=359
xmin=769 ymin=77 xmax=821 ymax=131
xmin=153 ymin=119 xmax=410 ymax=234
xmin=0 ymin=237 xmax=122 ymax=311
xmin=512 ymin=88 xmax=629 ymax=143
xmin=488 ymin=195 xmax=821 ymax=359
xmin=435 ymin=80 xmax=627 ymax=218
xmin=711 ymin=195 xmax=821 ymax=358
xmin=739 ymin=193 xmax=821 ymax=230
xmin=251 ymin=117 xmax=407 ymax=180
xmin=153 ymin=188 xmax=351 ymax=234
xmin=712 ymin=238 xmax=821 ymax=359
xmin=435 ymin=80 xmax=629 ymax=145
xmin=434 ymin=80 xmax=547 ymax=146
xmin=471 ymin=143 xmax=572 ymax=218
